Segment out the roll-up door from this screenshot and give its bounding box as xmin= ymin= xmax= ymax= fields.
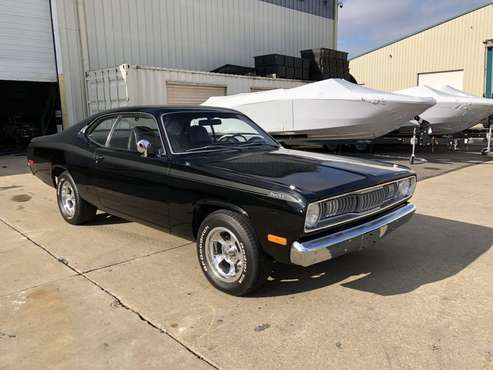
xmin=0 ymin=0 xmax=57 ymax=82
xmin=418 ymin=70 xmax=464 ymax=90
xmin=250 ymin=87 xmax=274 ymax=93
xmin=167 ymin=82 xmax=226 ymax=105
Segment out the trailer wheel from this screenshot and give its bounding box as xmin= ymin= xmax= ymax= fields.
xmin=354 ymin=143 xmax=369 ymax=153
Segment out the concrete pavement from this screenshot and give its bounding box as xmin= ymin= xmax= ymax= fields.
xmin=0 ymin=155 xmax=492 ymax=369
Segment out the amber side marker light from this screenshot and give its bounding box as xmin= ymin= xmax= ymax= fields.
xmin=268 ymin=234 xmax=288 ymax=246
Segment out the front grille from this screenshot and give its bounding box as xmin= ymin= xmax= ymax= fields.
xmin=320 ymin=182 xmax=398 ymax=220
xmin=358 ymin=183 xmax=397 ymax=212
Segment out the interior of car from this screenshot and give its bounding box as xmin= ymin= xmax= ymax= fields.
xmin=164 ymin=113 xmax=271 ymax=153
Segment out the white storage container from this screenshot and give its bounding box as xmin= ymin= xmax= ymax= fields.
xmin=86 ymin=64 xmax=304 ymax=116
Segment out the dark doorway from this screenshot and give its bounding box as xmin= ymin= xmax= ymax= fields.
xmin=0 ymin=80 xmax=60 ymax=154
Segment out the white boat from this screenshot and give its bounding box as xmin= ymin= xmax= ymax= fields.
xmin=436 ymin=85 xmax=493 ymax=127
xmin=203 ymin=79 xmax=435 ymax=141
xmin=397 ymin=85 xmax=493 ymax=135
xmin=435 ymin=85 xmax=477 ymax=97
xmin=436 ymin=85 xmax=489 ymax=99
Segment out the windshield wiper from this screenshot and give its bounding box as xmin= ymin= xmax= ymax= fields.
xmin=239 ymin=142 xmax=279 ymax=149
xmin=185 ymin=145 xmax=241 ymax=153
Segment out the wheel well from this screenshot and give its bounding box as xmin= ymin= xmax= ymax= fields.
xmin=192 ymin=203 xmax=248 ymax=238
xmin=51 ymin=166 xmax=67 ymax=186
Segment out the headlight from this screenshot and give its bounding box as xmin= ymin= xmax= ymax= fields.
xmin=305 ymin=203 xmax=321 ymax=229
xmin=397 ymin=176 xmax=416 ymax=198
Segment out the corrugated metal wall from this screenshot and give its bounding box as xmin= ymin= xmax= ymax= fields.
xmin=81 ymin=0 xmax=335 ymax=71
xmin=55 ymin=0 xmax=336 ymax=126
xmin=54 ymin=0 xmax=87 ymax=127
xmin=350 ymin=4 xmax=493 ymax=96
xmin=260 ymin=0 xmax=335 ymax=19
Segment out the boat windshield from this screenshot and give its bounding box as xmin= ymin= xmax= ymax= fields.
xmin=162 ymin=112 xmax=279 ymax=154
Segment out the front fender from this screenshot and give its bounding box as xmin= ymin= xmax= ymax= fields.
xmin=192 ymin=199 xmax=249 ymax=238
xmin=194 ymin=199 xmax=249 ymax=216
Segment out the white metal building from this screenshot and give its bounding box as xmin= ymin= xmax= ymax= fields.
xmin=350 ymin=3 xmax=493 ymax=98
xmin=0 ymin=0 xmax=338 ymax=141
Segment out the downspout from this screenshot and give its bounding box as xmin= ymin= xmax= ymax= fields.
xmin=76 ymin=0 xmax=91 ymax=118
xmin=48 ymin=0 xmax=68 ymax=128
xmin=333 ymin=0 xmax=340 ymax=49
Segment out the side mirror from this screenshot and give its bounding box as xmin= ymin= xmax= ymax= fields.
xmin=136 ymin=139 xmax=151 ymax=157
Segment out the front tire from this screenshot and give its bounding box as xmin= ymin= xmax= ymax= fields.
xmin=56 ymin=171 xmax=97 ymax=225
xmin=197 ymin=210 xmax=271 ymax=296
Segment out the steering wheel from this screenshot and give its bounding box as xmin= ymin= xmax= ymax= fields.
xmin=246 ymin=136 xmax=264 ymax=144
xmin=218 ymin=134 xmax=248 ymax=143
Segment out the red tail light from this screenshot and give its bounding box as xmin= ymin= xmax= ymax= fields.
xmin=27 ymin=159 xmax=34 ymax=168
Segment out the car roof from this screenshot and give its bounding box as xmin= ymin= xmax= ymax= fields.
xmin=89 ymin=105 xmax=240 ymax=119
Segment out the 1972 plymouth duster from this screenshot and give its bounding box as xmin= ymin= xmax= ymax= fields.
xmin=27 ymin=106 xmax=416 ymax=296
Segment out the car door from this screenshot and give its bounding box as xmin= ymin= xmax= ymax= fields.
xmin=72 ymin=115 xmax=119 ymax=206
xmin=87 ymin=112 xmax=171 ymax=227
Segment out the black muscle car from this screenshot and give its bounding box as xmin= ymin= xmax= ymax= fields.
xmin=27 ymin=106 xmax=416 ymax=296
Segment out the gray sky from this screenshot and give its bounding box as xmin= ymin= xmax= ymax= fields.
xmin=338 ymin=0 xmax=491 ymax=58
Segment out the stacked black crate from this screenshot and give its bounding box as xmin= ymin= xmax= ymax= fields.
xmin=300 ymin=48 xmax=350 ymax=81
xmin=254 ymin=54 xmax=287 ymax=79
xmin=285 ymin=56 xmax=295 ymax=80
xmin=254 ymin=54 xmax=306 ymax=80
xmin=294 ymin=57 xmax=307 ymax=80
xmin=302 ymin=59 xmax=310 ymax=80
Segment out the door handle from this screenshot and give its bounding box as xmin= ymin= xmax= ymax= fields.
xmin=94 ymin=153 xmax=104 ymax=163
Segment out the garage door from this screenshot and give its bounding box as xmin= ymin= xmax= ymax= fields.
xmin=0 ymin=0 xmax=57 ymax=82
xmin=250 ymin=87 xmax=274 ymax=93
xmin=167 ymin=83 xmax=226 ymax=105
xmin=418 ymin=70 xmax=464 ymax=90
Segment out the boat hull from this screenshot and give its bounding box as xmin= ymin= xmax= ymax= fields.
xmin=264 ymin=99 xmax=434 ymax=140
xmin=204 ymin=79 xmax=435 ymax=141
xmin=397 ymin=86 xmax=493 ymax=135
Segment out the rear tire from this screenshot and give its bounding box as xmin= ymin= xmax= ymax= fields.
xmin=56 ymin=171 xmax=97 ymax=225
xmin=197 ymin=210 xmax=271 ymax=296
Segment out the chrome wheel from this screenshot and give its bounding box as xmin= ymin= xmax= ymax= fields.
xmin=59 ymin=180 xmax=76 ymax=218
xmin=205 ymin=227 xmax=244 ymax=283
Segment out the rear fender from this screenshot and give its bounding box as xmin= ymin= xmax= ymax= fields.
xmin=51 ymin=164 xmax=68 ymax=187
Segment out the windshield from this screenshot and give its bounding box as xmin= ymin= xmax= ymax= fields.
xmin=163 ymin=112 xmax=279 ymax=153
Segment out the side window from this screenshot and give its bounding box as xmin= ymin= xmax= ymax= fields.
xmin=87 ymin=117 xmax=117 ymax=146
xmin=108 ymin=115 xmax=163 ymax=154
xmin=107 ymin=117 xmax=132 ymax=150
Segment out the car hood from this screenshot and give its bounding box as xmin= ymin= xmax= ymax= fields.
xmin=188 ymin=148 xmax=413 ymax=203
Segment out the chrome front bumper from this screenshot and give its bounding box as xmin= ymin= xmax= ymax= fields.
xmin=290 ymin=203 xmax=416 ymax=267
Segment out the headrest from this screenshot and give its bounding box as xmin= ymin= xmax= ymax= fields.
xmin=188 ymin=125 xmax=211 ymax=146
